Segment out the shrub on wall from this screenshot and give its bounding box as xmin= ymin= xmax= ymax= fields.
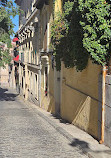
xmin=51 ymin=0 xmax=111 ymax=71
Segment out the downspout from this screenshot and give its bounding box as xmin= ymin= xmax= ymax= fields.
xmin=99 ymin=66 xmax=107 ymax=144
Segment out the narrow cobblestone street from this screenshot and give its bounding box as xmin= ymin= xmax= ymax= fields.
xmin=0 ymin=87 xmax=88 ymax=158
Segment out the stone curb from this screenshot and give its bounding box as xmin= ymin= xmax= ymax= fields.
xmin=35 ymin=109 xmax=96 ymax=158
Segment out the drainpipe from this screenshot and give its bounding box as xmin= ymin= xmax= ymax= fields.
xmin=99 ymin=66 xmax=107 ymax=144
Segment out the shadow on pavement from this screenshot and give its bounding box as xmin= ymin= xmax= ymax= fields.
xmin=0 ymin=87 xmax=18 ymax=101
xmin=69 ymin=138 xmax=111 ymax=155
xmin=51 ymin=112 xmax=111 ymax=156
xmin=51 ymin=114 xmax=70 ymax=124
xmin=70 ymin=138 xmax=89 ymax=149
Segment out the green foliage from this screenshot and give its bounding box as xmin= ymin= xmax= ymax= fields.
xmin=0 ymin=48 xmax=11 ymax=67
xmin=78 ymin=0 xmax=111 ymax=66
xmin=0 ymin=0 xmax=21 ymax=37
xmin=50 ymin=12 xmax=69 ymax=49
xmin=0 ymin=0 xmax=22 ymax=66
xmin=51 ymin=0 xmax=111 ymax=71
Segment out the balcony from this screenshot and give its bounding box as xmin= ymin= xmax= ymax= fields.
xmin=33 ymin=0 xmax=49 ymax=9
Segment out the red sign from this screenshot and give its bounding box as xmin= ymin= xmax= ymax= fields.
xmin=13 ymin=37 xmax=19 ymax=42
xmin=13 ymin=55 xmax=19 ymax=61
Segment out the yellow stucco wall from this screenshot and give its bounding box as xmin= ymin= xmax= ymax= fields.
xmin=61 ymin=60 xmax=101 ymax=138
xmin=40 ymin=0 xmax=55 ymax=113
xmin=41 ymin=56 xmax=55 ymax=114
xmin=55 ymin=0 xmax=62 ymax=12
xmin=40 ymin=0 xmax=102 ymax=139
xmin=48 ymin=57 xmax=55 ymax=113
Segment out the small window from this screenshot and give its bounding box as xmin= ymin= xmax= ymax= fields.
xmin=45 ymin=67 xmax=48 ymax=96
xmin=35 ymin=51 xmax=37 ymax=65
xmin=22 ymin=77 xmax=23 ymax=88
xmin=30 ymin=72 xmax=33 ymax=92
xmin=30 ymin=1 xmax=32 ymax=12
xmin=35 ymin=74 xmax=37 ymax=95
xmin=29 ymin=42 xmax=30 ymax=49
xmin=30 ymin=32 xmax=32 ymax=37
xmin=25 ymin=11 xmax=26 ymax=18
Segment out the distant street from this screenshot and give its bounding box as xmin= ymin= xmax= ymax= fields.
xmin=0 ymin=87 xmax=88 ymax=158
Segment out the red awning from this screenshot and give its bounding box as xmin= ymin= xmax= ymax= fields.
xmin=13 ymin=55 xmax=19 ymax=61
xmin=13 ymin=37 xmax=19 ymax=42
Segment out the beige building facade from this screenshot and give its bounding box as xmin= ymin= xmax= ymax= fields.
xmin=0 ymin=42 xmax=9 ymax=87
xmin=15 ymin=0 xmax=56 ymax=112
xmin=0 ymin=65 xmax=9 ymax=87
xmin=8 ymin=41 xmax=16 ymax=89
xmin=16 ymin=0 xmax=40 ymax=104
xmin=16 ymin=0 xmax=103 ymax=141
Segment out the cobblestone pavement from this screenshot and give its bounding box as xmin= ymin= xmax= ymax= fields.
xmin=0 ymin=87 xmax=88 ymax=158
